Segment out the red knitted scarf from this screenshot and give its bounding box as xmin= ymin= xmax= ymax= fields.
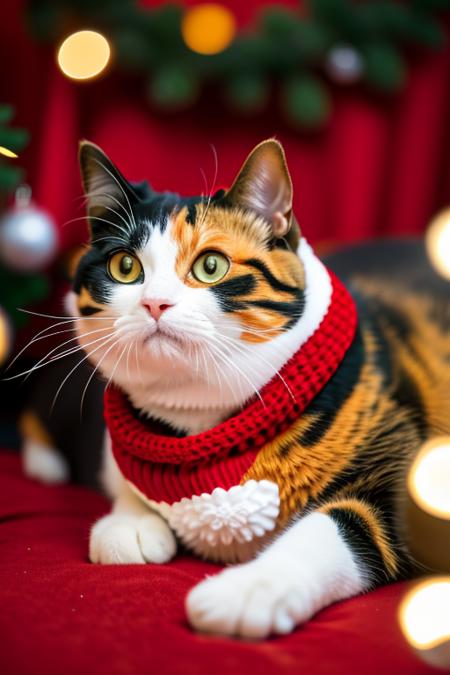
xmin=105 ymin=271 xmax=357 ymax=505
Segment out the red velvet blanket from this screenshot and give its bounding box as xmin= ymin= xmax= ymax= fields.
xmin=0 ymin=452 xmax=434 ymax=675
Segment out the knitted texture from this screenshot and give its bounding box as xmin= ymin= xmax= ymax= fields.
xmin=105 ymin=271 xmax=357 ymax=504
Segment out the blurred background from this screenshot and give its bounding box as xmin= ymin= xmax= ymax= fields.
xmin=1 ymin=0 xmax=450 ymax=471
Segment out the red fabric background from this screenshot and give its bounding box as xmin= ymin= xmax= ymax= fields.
xmin=2 ymin=1 xmax=450 ymax=254
xmin=0 ymin=451 xmax=438 ymax=675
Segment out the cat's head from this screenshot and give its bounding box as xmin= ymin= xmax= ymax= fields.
xmin=70 ymin=140 xmax=309 ymax=421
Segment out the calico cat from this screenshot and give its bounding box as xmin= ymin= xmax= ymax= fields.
xmin=68 ymin=138 xmax=450 ymax=639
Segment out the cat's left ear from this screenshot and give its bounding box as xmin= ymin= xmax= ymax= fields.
xmin=225 ymin=139 xmax=295 ymax=239
xmin=78 ymin=140 xmax=137 ymax=218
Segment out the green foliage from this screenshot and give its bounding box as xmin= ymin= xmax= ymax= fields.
xmin=225 ymin=73 xmax=269 ymax=113
xmin=363 ymin=43 xmax=406 ymax=92
xmin=282 ymin=76 xmax=332 ymax=129
xmin=148 ymin=65 xmax=199 ymax=109
xmin=27 ymin=0 xmax=450 ymax=130
xmin=0 ymin=106 xmax=29 ymax=195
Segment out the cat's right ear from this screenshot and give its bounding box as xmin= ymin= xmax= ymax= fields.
xmin=78 ymin=141 xmax=137 ymax=218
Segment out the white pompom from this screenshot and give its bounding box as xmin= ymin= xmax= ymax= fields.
xmin=167 ymin=480 xmax=280 ymax=548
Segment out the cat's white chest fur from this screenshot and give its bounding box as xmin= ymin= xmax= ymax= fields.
xmin=129 ymin=479 xmax=280 ymax=563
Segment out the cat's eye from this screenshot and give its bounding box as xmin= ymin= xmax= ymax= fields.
xmin=192 ymin=251 xmax=230 ymax=284
xmin=108 ymin=251 xmax=143 ymax=284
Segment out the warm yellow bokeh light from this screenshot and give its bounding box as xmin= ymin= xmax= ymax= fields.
xmin=0 ymin=146 xmax=18 ymax=158
xmin=426 ymin=208 xmax=450 ymax=280
xmin=0 ymin=309 xmax=10 ymax=366
xmin=181 ymin=4 xmax=236 ymax=55
xmin=57 ymin=30 xmax=111 ymax=81
xmin=399 ymin=578 xmax=450 ymax=651
xmin=408 ymin=438 xmax=450 ymax=519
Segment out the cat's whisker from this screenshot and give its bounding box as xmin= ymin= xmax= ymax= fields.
xmin=17 ymin=308 xmax=115 ymax=321
xmin=202 ymin=344 xmax=221 ymax=394
xmin=91 ymin=236 xmax=127 ymax=246
xmin=3 ymin=327 xmax=114 ymax=382
xmin=77 ymin=191 xmax=135 ymax=229
xmin=5 ymin=319 xmax=81 ymax=371
xmin=199 ymin=167 xmax=208 ymax=203
xmin=214 ymin=331 xmax=296 ymax=402
xmin=238 ymin=325 xmax=284 ymax=336
xmin=79 ymin=363 xmax=100 ymax=421
xmin=194 ymin=341 xmax=200 ymax=379
xmin=6 ymin=326 xmax=80 ymax=372
xmin=219 ymin=330 xmax=292 ymax=397
xmin=208 ymin=345 xmax=254 ymax=403
xmin=92 ymin=159 xmax=137 ymax=231
xmin=62 ymin=215 xmax=130 ymax=241
xmin=134 ymin=338 xmax=145 ymax=387
xmin=103 ymin=341 xmax=129 ymax=394
xmin=206 ymin=339 xmax=265 ymax=408
xmin=79 ymin=333 xmax=128 ymax=418
xmin=16 ymin=327 xmax=115 ymax=382
xmin=203 ymin=343 xmax=241 ymax=406
xmin=52 ymin=333 xmax=119 ymax=413
xmin=125 ymin=339 xmax=134 ymax=384
xmin=33 ymin=323 xmax=113 ymax=368
xmin=200 ymin=344 xmax=214 ymax=389
xmin=199 ymin=144 xmax=219 ymax=228
xmin=3 ymin=333 xmax=110 ymax=382
xmin=209 ymin=334 xmax=277 ymax=402
xmin=87 ymin=196 xmax=134 ymax=232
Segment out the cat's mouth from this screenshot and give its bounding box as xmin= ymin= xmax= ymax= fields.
xmin=145 ymin=327 xmax=184 ymax=348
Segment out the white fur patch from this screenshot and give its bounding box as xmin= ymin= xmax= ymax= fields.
xmin=89 ymin=512 xmax=177 ymax=565
xmin=89 ymin=470 xmax=177 ymax=565
xmin=186 ymin=512 xmax=365 ymax=638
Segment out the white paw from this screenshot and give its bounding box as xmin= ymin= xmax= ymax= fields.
xmin=22 ymin=440 xmax=70 ymax=484
xmin=89 ymin=512 xmax=177 ymax=565
xmin=186 ymin=555 xmax=316 ymax=639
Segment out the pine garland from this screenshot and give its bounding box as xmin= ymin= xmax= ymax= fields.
xmin=28 ymin=0 xmax=450 ymax=128
xmin=0 ymin=106 xmax=29 ymax=196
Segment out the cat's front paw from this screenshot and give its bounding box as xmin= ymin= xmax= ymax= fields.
xmin=89 ymin=512 xmax=177 ymax=565
xmin=186 ymin=555 xmax=315 ymax=639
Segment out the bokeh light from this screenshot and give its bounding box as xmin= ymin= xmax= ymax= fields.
xmin=408 ymin=438 xmax=450 ymax=520
xmin=426 ymin=208 xmax=450 ymax=280
xmin=0 ymin=307 xmax=11 ymax=366
xmin=399 ymin=578 xmax=450 ymax=668
xmin=57 ymin=30 xmax=111 ymax=81
xmin=181 ymin=4 xmax=236 ymax=55
xmin=0 ymin=146 xmax=18 ymax=158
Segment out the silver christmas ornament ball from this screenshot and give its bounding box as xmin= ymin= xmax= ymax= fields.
xmin=326 ymin=44 xmax=364 ymax=85
xmin=0 ymin=187 xmax=58 ymax=271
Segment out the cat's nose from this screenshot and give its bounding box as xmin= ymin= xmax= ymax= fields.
xmin=142 ymin=300 xmax=174 ymax=321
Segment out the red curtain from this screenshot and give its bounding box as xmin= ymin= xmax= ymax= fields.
xmin=2 ymin=1 xmax=450 ymax=252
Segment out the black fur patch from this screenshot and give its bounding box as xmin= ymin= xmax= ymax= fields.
xmin=327 ymin=506 xmax=391 ymax=585
xmin=243 ymin=258 xmax=301 ymax=295
xmin=73 ymin=247 xmax=113 ymax=305
xmin=295 ymin=328 xmax=364 ymax=448
xmin=79 ymin=305 xmax=102 ymax=316
xmin=210 ymin=274 xmax=257 ymax=313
